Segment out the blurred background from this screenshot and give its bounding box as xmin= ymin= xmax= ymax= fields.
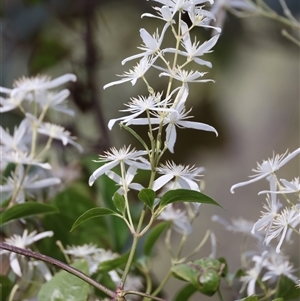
xmin=1 ymin=0 xmax=299 ymax=300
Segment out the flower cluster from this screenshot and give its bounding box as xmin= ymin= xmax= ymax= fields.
xmin=89 ymin=0 xmax=221 ymax=236
xmin=0 ymin=74 xmax=81 ymax=205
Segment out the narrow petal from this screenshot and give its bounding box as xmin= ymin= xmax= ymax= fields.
xmin=178 ymin=120 xmax=218 ymax=136
xmin=153 ymin=174 xmax=174 ymax=191
xmin=230 ymin=173 xmax=270 ymax=194
xmin=277 ymin=148 xmax=300 ymax=169
xmin=89 ymin=160 xmax=119 ymax=186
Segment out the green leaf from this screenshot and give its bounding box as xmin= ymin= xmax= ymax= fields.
xmin=38 ymin=259 xmax=89 ymax=301
xmin=272 ymin=299 xmax=284 ymax=301
xmin=275 ymin=276 xmax=300 ymax=299
xmin=97 ymin=252 xmax=129 ymax=273
xmin=171 ymin=258 xmax=225 ymax=296
xmin=159 ymin=189 xmax=222 ymax=208
xmin=144 ymin=221 xmax=171 ymax=256
xmin=138 ymin=189 xmax=156 ymax=209
xmin=0 ymin=275 xmax=13 ymax=301
xmin=0 ymin=202 xmax=58 ymax=225
xmin=174 ymin=284 xmax=197 ymax=301
xmin=113 ymin=192 xmax=126 ymax=214
xmin=71 ymin=207 xmax=119 ymax=232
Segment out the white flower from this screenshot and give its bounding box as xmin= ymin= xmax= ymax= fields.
xmin=0 ymin=119 xmax=30 ymax=152
xmin=129 ymin=93 xmax=218 ymax=153
xmin=212 ymin=215 xmax=264 ymax=241
xmin=157 ymin=204 xmax=192 ymax=234
xmin=153 ymin=160 xmax=203 ymax=191
xmin=103 ymin=56 xmax=157 ymax=89
xmin=150 ymin=0 xmax=213 ymax=17
xmin=163 ymin=20 xmax=220 ymax=68
xmin=158 ymin=67 xmax=214 ymax=86
xmin=265 ymin=206 xmax=300 ymax=253
xmin=141 ymin=5 xmax=175 ymax=23
xmin=37 ymin=122 xmax=83 ymax=152
xmin=64 ymin=244 xmax=101 ymax=258
xmin=187 ymin=5 xmax=221 ymax=31
xmin=230 ymin=148 xmax=300 ymax=193
xmin=121 ymin=23 xmax=169 ymax=65
xmin=106 ymin=165 xmax=144 ymax=195
xmin=89 ymin=146 xmax=150 ymax=186
xmin=1 ymin=74 xmax=76 ymax=101
xmin=36 ymin=89 xmax=74 ymax=116
xmin=260 ymin=250 xmax=298 ymax=283
xmin=251 ymin=194 xmax=282 ymax=237
xmin=209 ymin=0 xmax=256 ymax=30
xmin=0 ymin=230 xmax=53 ymax=277
xmin=259 ymin=177 xmax=300 ymax=195
xmin=0 ymin=165 xmax=61 ymax=203
xmin=239 ymin=261 xmax=262 ymax=296
xmin=2 ymin=150 xmax=52 ymax=169
xmin=0 ymin=95 xmax=23 ymax=112
xmin=107 ymin=92 xmax=173 ymax=130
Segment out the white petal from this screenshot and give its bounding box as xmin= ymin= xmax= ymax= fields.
xmin=153 ymin=174 xmax=174 ymax=191
xmin=89 ymin=160 xmax=119 ymax=186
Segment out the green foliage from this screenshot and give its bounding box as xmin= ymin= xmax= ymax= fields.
xmin=0 ymin=275 xmax=13 ymax=301
xmin=97 ymin=252 xmax=129 ymax=273
xmin=143 ymin=221 xmax=171 ymax=256
xmin=159 ymin=189 xmax=222 ymax=208
xmin=29 ymin=38 xmax=69 ymax=74
xmin=235 ymin=296 xmax=259 ymax=301
xmin=71 ymin=207 xmax=119 ymax=232
xmin=37 ymin=259 xmax=89 ymax=301
xmin=40 ymin=184 xmax=109 ymax=260
xmin=82 ymin=156 xmax=130 ymax=251
xmin=275 ymin=276 xmax=300 ymax=299
xmin=171 ymin=258 xmax=225 ymax=296
xmin=138 ymin=188 xmax=156 ymax=210
xmin=113 ymin=192 xmax=126 ymax=214
xmin=0 ymin=202 xmax=58 ymax=225
xmin=173 ymin=284 xmax=197 ymax=301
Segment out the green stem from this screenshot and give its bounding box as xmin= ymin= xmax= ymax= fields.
xmin=217 ymin=288 xmax=224 ymax=301
xmin=121 ymin=205 xmax=147 ymax=285
xmin=151 ymin=270 xmax=172 ymax=297
xmin=0 ymin=243 xmax=116 ymax=299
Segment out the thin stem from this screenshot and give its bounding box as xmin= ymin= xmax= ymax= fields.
xmin=151 ymin=270 xmax=172 ymax=297
xmin=217 ymin=288 xmax=224 ymax=301
xmin=8 ymin=284 xmax=19 ymax=301
xmin=0 ymin=243 xmax=116 ymax=299
xmin=282 ymin=29 xmax=300 ymax=47
xmin=121 ymin=205 xmax=147 ymax=285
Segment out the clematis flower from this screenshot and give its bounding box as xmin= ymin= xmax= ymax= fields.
xmin=0 ymin=74 xmax=76 ymax=101
xmin=103 ymin=56 xmax=157 ymax=89
xmin=149 ymin=0 xmax=213 ymax=17
xmin=107 ymin=92 xmax=174 ymax=130
xmin=163 ymin=21 xmax=220 ymax=68
xmin=36 ymin=89 xmax=74 ymax=116
xmin=0 ymin=165 xmax=61 ymax=203
xmin=121 ymin=23 xmax=169 ymax=65
xmin=259 ymin=177 xmax=300 ymax=195
xmin=141 ymin=5 xmax=175 ymax=23
xmin=2 ymin=150 xmax=51 ymax=169
xmin=106 ymin=165 xmax=144 ymax=195
xmin=251 ymin=194 xmax=282 ymax=238
xmin=0 ymin=230 xmax=53 ymax=277
xmin=265 ymin=206 xmax=300 ymax=253
xmin=239 ymin=260 xmax=262 ymax=296
xmin=89 ymin=146 xmax=150 ymax=186
xmin=230 ymin=148 xmax=300 ymax=193
xmin=157 ymin=67 xmax=214 ymax=87
xmin=129 ymin=92 xmax=218 ymax=153
xmin=157 ymin=204 xmax=192 ymax=234
xmin=259 ymin=250 xmax=298 ymax=283
xmin=153 ymin=160 xmax=204 ymax=191
xmin=37 ymin=122 xmax=83 ymax=152
xmin=0 ymin=119 xmax=30 ymax=152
